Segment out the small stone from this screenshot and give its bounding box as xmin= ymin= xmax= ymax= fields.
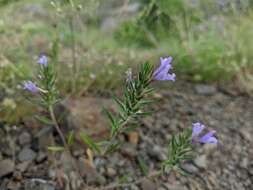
xmin=7 ymin=181 xmax=20 ymax=190
xmin=101 ymin=17 xmax=118 ymax=32
xmin=0 ymin=159 xmax=15 ymax=177
xmin=18 ymin=132 xmax=31 ymax=146
xmin=16 ymin=161 xmax=31 ymax=172
xmin=60 ymin=151 xmax=75 ymax=173
xmin=36 ymin=152 xmax=47 ymax=163
xmin=39 ymin=184 xmax=55 ymax=190
xmin=107 ymin=167 xmax=117 ymax=177
xmin=195 ymin=84 xmax=217 ymax=95
xmin=147 ymin=145 xmax=166 ymax=161
xmin=141 ymin=179 xmax=156 ymax=190
xmin=36 ymin=127 xmax=54 ymax=150
xmin=157 ymin=188 xmax=166 ymax=190
xmin=240 ymin=157 xmax=248 ymax=168
xmin=128 ymin=131 xmax=139 ymax=145
xmin=78 ymin=158 xmax=106 ymax=185
xmin=181 ymin=163 xmax=198 ymax=173
xmin=194 ymin=155 xmax=207 ymax=169
xmin=18 ymin=148 xmax=37 ymax=162
xmin=240 ymin=129 xmax=251 ymax=142
xmin=121 ymin=143 xmax=137 ymax=157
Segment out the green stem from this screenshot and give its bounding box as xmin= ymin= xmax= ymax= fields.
xmin=49 ymin=104 xmax=91 ymax=189
xmin=49 ymin=105 xmax=68 ymax=147
xmin=69 ymin=16 xmax=77 ymax=94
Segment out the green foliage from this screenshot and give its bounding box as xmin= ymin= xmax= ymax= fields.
xmin=138 ymin=157 xmax=149 ymax=176
xmin=103 ymin=62 xmax=155 ymax=153
xmin=162 ymin=128 xmax=194 ymax=175
xmin=0 ymin=0 xmax=19 ymax=7
xmin=114 ymin=21 xmax=155 ymax=48
xmin=79 ymin=132 xmax=101 ymax=154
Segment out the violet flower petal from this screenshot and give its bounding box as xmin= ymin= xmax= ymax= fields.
xmin=199 ymin=131 xmax=218 ymax=144
xmin=192 ymin=122 xmax=205 ymax=138
xmin=23 ymin=81 xmax=38 ymax=93
xmin=37 ymin=55 xmax=48 ymax=66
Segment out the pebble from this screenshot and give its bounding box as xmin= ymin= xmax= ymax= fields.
xmin=0 ymin=159 xmax=15 ymax=178
xmin=194 ymin=155 xmax=207 ymax=169
xmin=147 ymin=145 xmax=167 ymax=161
xmin=141 ymin=179 xmax=156 ymax=190
xmin=128 ymin=131 xmax=139 ymax=145
xmin=16 ymin=161 xmax=31 ymax=172
xmin=106 ymin=167 xmax=117 ymax=177
xmin=36 ymin=152 xmax=47 ymax=163
xmin=78 ymin=157 xmax=106 ymax=185
xmin=195 ymin=84 xmax=217 ymax=95
xmin=18 ymin=132 xmax=31 ymax=146
xmin=18 ymin=148 xmax=37 ymax=162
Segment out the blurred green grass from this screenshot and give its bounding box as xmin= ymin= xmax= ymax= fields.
xmin=0 ymin=0 xmax=253 ymax=123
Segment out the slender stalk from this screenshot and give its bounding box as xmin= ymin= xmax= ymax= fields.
xmin=49 ymin=105 xmax=68 ymax=148
xmin=49 ymin=105 xmax=91 ymax=189
xmin=69 ymin=16 xmax=77 ymax=94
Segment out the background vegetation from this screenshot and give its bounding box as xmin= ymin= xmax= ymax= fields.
xmin=0 ymin=0 xmax=253 ymax=123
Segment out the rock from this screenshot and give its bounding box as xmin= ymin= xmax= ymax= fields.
xmin=195 ymin=84 xmax=217 ymax=95
xmin=62 ymin=98 xmax=114 ymax=141
xmin=157 ymin=188 xmax=166 ymax=190
xmin=35 ymin=127 xmax=54 ymax=150
xmin=141 ymin=179 xmax=156 ymax=190
xmin=16 ymin=161 xmax=31 ymax=172
xmin=60 ymin=152 xmax=75 ymax=173
xmin=106 ymin=167 xmax=117 ymax=177
xmin=36 ymin=152 xmax=47 ymax=163
xmin=147 ymin=145 xmax=166 ymax=161
xmin=128 ymin=131 xmax=139 ymax=145
xmin=181 ymin=163 xmax=198 ymax=173
xmin=194 ymin=155 xmax=207 ymax=169
xmin=0 ymin=137 xmax=15 ymax=157
xmin=78 ymin=158 xmax=106 ymax=185
xmin=18 ymin=148 xmax=37 ymax=162
xmin=0 ymin=159 xmax=15 ymax=177
xmin=239 ymin=129 xmax=251 ymax=142
xmin=24 ymin=181 xmax=55 ymax=190
xmin=18 ymin=132 xmax=31 ymax=146
xmin=6 ymin=181 xmax=20 ymax=190
xmin=101 ymin=17 xmax=118 ymax=32
xmin=121 ymin=143 xmax=138 ymax=157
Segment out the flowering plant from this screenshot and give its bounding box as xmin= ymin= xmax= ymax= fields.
xmin=23 ymin=54 xmax=218 ymax=189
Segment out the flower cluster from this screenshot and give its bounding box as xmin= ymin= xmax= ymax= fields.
xmin=23 ymin=54 xmax=48 ymax=93
xmin=192 ymin=122 xmax=218 ymax=144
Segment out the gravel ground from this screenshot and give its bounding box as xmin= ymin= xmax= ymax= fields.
xmin=0 ymin=82 xmax=252 ymax=190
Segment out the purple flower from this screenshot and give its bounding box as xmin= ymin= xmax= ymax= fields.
xmin=126 ymin=68 xmax=133 ymax=83
xmin=192 ymin=122 xmax=218 ymax=144
xmin=153 ymin=57 xmax=176 ymax=81
xmin=37 ymin=54 xmax=48 ymax=66
xmin=23 ymin=81 xmax=38 ymax=93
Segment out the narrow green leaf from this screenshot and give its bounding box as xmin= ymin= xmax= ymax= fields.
xmin=35 ymin=115 xmax=54 ymax=125
xmin=117 ymin=172 xmax=132 ymax=184
xmin=67 ymin=131 xmax=74 ymax=146
xmin=113 ymin=96 xmax=127 ymax=113
xmin=137 ymin=157 xmax=149 ymax=176
xmin=79 ymin=132 xmax=101 ymax=154
xmin=104 ymin=141 xmax=121 ymax=155
xmin=48 ymin=146 xmax=65 ymax=152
